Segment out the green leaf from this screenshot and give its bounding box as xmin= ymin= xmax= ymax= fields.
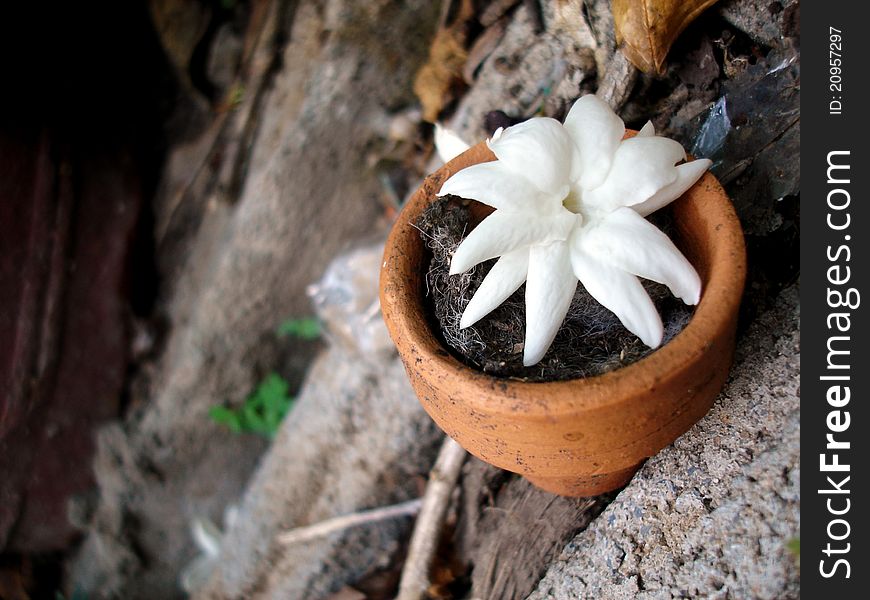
xmin=242 ymin=400 xmax=268 ymax=432
xmin=209 ymin=406 xmax=242 ymax=432
xmin=259 ymin=372 xmax=289 ymax=399
xmin=208 ymin=374 xmax=295 ymax=438
xmin=277 ymin=317 xmax=321 ymax=340
xmin=264 ymin=394 xmax=292 ymax=430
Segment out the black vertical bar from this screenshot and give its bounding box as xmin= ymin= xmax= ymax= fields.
xmin=803 ymin=2 xmax=869 ymax=596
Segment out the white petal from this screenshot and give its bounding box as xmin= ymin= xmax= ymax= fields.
xmin=632 ymin=158 xmax=712 ymax=217
xmin=450 ymin=209 xmax=578 ymax=274
xmin=460 ymin=248 xmax=529 ymax=328
xmin=486 ymin=117 xmax=574 ymax=195
xmin=637 ymin=120 xmax=655 ymax=137
xmin=437 ymin=161 xmax=555 ymax=212
xmin=584 ymin=207 xmax=701 ymax=304
xmin=583 ymin=136 xmax=687 ymax=212
xmin=524 ymin=241 xmax=578 ymax=366
xmin=569 ymin=240 xmax=663 ymax=348
xmin=563 ymin=95 xmax=625 ymax=190
xmin=434 ymin=123 xmax=471 ymax=163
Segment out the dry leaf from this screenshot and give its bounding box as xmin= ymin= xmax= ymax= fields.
xmin=414 ymin=28 xmax=468 ymax=122
xmin=613 ymin=0 xmax=720 ymax=74
xmin=413 ymin=0 xmax=475 ymax=122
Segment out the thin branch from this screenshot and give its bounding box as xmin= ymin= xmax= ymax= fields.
xmin=276 ymin=499 xmax=423 ymax=546
xmin=397 ymin=436 xmax=468 ymax=600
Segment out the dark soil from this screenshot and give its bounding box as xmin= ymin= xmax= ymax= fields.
xmin=418 ymin=197 xmax=694 ymax=382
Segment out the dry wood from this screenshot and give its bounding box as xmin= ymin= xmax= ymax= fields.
xmin=455 ymin=459 xmax=614 ymax=600
xmin=396 ymin=436 xmax=468 ymax=600
xmin=463 ymin=17 xmax=509 ymax=84
xmin=276 ymin=499 xmax=423 ymax=546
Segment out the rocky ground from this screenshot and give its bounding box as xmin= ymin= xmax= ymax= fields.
xmin=529 ymin=285 xmax=800 ymax=600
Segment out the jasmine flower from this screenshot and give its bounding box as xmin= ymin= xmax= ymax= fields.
xmin=437 ymin=95 xmax=711 ymax=366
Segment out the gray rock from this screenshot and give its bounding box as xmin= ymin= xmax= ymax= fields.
xmin=448 ymin=2 xmax=600 ymax=143
xmin=69 ymin=1 xmax=440 ymax=597
xmin=718 ymin=0 xmax=800 ymax=48
xmin=529 ymin=285 xmax=800 ymax=600
xmin=188 ymin=240 xmax=441 ymax=598
xmin=711 ymin=47 xmax=800 ymax=236
xmin=195 ymin=343 xmax=440 ymax=599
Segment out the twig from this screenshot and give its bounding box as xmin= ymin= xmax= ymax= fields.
xmin=277 ymin=499 xmax=423 ymax=546
xmin=397 ymin=436 xmax=468 ymax=600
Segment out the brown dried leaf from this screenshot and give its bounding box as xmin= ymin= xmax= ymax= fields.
xmin=413 ymin=0 xmax=475 ymax=122
xmin=613 ymin=0 xmax=720 ymax=74
xmin=414 ymin=28 xmax=468 ymax=122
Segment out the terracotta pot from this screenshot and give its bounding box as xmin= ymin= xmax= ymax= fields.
xmin=379 ymin=141 xmax=746 ymax=497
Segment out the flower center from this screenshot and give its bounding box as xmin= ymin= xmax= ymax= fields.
xmin=561 ymin=185 xmax=583 ymax=216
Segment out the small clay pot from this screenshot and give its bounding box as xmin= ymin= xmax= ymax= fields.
xmin=379 ymin=142 xmax=746 ymax=497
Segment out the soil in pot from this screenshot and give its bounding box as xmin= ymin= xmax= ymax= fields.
xmin=417 ymin=196 xmax=695 ymax=382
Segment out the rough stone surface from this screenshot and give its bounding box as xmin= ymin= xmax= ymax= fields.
xmin=718 ymin=0 xmax=800 ymax=48
xmin=529 ymin=285 xmax=800 ymax=600
xmin=709 ymin=47 xmax=800 ymax=236
xmin=69 ymin=2 xmax=440 ymax=597
xmin=196 ymin=345 xmax=440 ymax=599
xmin=141 ymin=240 xmax=433 ymax=598
xmin=190 ymin=241 xmax=441 ymax=599
xmin=447 ymin=2 xmax=600 ymax=144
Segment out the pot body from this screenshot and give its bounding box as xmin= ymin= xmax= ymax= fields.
xmin=380 ymin=142 xmax=746 ymax=496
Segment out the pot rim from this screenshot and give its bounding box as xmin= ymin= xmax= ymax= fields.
xmin=380 ymin=141 xmax=746 ymax=422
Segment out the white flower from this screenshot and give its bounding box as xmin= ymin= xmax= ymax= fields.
xmin=437 ymin=95 xmax=712 ymax=367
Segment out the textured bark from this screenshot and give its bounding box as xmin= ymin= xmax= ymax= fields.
xmin=453 ymin=461 xmax=612 ymax=600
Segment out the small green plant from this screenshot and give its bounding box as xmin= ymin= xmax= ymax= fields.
xmin=209 ymin=318 xmax=318 ymax=438
xmin=277 ymin=316 xmax=322 ymax=340
xmin=209 ymin=373 xmax=294 ymax=439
